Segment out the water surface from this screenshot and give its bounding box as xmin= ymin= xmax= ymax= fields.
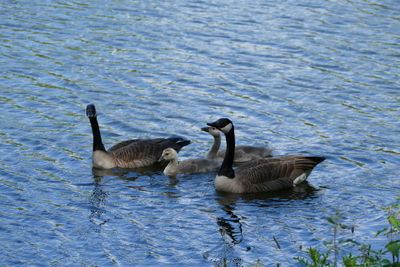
xmin=0 ymin=0 xmax=399 ymax=265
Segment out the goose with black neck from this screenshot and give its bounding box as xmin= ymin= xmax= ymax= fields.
xmin=207 ymin=118 xmax=325 ymax=193
xmin=86 ymin=104 xmax=190 ymax=169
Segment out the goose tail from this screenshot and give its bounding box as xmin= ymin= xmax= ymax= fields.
xmin=306 ymin=156 xmax=326 ymax=165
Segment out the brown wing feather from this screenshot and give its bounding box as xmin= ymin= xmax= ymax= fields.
xmin=235 ymin=156 xmax=324 ymax=192
xmin=238 ymin=155 xmax=301 ymax=169
xmin=236 ymin=160 xmax=293 ymax=184
xmin=108 ymin=139 xmax=141 ymax=151
xmin=106 ymin=137 xmax=191 ymax=168
xmin=109 ymin=140 xmax=164 ymax=168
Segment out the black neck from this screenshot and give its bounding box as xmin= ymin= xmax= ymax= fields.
xmin=218 ymin=126 xmax=235 ymax=178
xmin=89 ymin=116 xmax=106 ymax=151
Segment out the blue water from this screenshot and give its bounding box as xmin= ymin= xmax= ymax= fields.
xmin=1 ymin=0 xmax=399 ymax=265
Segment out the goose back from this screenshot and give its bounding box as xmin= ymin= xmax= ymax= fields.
xmin=201 ymin=126 xmax=272 ymax=163
xmin=176 ymin=158 xmax=221 ymax=174
xmin=216 ymin=145 xmax=273 ymax=163
xmin=161 ymin=148 xmax=221 ymax=176
xmin=233 ymin=156 xmax=325 ymax=193
xmin=108 ymin=138 xmax=191 ymax=169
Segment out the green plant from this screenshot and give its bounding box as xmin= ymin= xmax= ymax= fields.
xmin=378 ymin=203 xmax=400 ymax=266
xmin=295 ymin=248 xmax=333 ymax=267
xmin=296 ymin=199 xmax=400 ymax=267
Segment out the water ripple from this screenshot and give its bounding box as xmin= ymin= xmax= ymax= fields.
xmin=1 ymin=0 xmax=399 ymax=265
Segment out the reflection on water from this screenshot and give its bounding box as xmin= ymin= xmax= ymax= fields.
xmin=204 ymin=183 xmax=322 ymax=265
xmin=217 ymin=207 xmax=243 ymax=245
xmin=89 ymin=174 xmax=108 ymax=233
xmin=1 ymin=0 xmax=399 ymax=265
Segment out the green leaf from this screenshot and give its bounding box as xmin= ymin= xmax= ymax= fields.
xmin=342 ymin=253 xmax=359 ymax=267
xmin=385 ymin=240 xmax=400 ymax=256
xmin=376 ymin=227 xmax=389 ymax=237
xmin=388 ymin=215 xmax=400 ymax=229
xmin=295 ymin=248 xmax=333 ymax=267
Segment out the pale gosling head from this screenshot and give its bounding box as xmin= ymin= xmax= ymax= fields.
xmin=160 ymin=147 xmax=179 ymax=162
xmin=201 ymin=126 xmax=221 ymax=137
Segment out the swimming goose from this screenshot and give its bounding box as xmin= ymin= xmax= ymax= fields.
xmin=201 ymin=126 xmax=273 ymax=163
xmin=86 ymin=104 xmax=190 ymax=169
xmin=160 ymin=147 xmax=221 ymax=176
xmin=207 ymin=118 xmax=325 ymax=193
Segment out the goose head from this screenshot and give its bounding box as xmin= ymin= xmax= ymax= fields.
xmin=201 ymin=126 xmax=221 ymax=137
xmin=86 ymin=104 xmax=97 ymax=118
xmin=160 ymin=147 xmax=179 ymax=162
xmin=207 ymin=118 xmax=233 ymax=134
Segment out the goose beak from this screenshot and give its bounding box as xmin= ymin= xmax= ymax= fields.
xmin=157 ymin=154 xmax=166 ymax=162
xmin=86 ymin=104 xmax=97 ymax=117
xmin=206 ymin=120 xmax=219 ymax=128
xmin=200 ymin=127 xmax=210 ymax=132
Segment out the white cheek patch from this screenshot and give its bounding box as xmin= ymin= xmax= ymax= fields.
xmin=219 ymin=123 xmax=232 ymax=134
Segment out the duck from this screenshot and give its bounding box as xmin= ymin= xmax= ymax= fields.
xmin=201 ymin=126 xmax=273 ymax=163
xmin=86 ymin=104 xmax=190 ymax=169
xmin=206 ymin=118 xmax=325 ymax=193
xmin=159 ymin=147 xmax=221 ymax=176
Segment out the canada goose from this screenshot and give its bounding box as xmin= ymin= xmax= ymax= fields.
xmin=160 ymin=147 xmax=221 ymax=176
xmin=206 ymin=118 xmax=325 ymax=193
xmin=201 ymin=126 xmax=273 ymax=163
xmin=86 ymin=104 xmax=190 ymax=169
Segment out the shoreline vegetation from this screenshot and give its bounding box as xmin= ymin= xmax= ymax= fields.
xmin=295 ymin=197 xmax=400 ymax=267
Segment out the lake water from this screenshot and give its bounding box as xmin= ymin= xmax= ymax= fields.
xmin=1 ymin=0 xmax=399 ymax=266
